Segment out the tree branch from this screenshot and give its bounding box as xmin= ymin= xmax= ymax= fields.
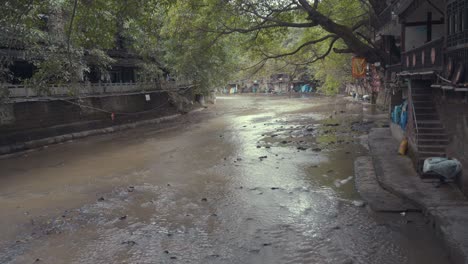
xmin=263 ymin=35 xmax=337 ymax=59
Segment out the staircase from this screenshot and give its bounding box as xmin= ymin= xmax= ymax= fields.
xmin=411 ymin=86 xmax=449 ymax=175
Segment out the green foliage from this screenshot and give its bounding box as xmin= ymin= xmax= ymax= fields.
xmin=310 ymin=42 xmax=353 ymax=95
xmin=0 ymin=0 xmax=372 ymax=96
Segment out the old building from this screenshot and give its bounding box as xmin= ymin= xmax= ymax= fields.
xmin=378 ymin=0 xmax=468 ymax=195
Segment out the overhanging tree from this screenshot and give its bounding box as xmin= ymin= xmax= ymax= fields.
xmin=195 ymin=0 xmax=389 ymax=64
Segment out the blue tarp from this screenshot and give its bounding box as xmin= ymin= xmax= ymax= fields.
xmin=391 ymin=100 xmax=408 ymax=130
xmin=301 ymin=84 xmax=311 ymax=93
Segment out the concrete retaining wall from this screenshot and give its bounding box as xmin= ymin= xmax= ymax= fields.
xmin=0 ymin=90 xmax=194 ymax=154
xmin=433 ymin=90 xmax=468 ymax=196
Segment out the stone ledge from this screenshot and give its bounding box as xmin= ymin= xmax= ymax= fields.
xmin=0 ymin=110 xmax=206 ymax=160
xmin=354 ymin=156 xmax=419 ymax=212
xmin=368 ymin=127 xmax=468 ymax=264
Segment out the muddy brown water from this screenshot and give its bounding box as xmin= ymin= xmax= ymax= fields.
xmin=0 ymin=95 xmax=451 ymax=264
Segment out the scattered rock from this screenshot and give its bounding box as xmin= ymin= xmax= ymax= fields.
xmin=263 ymin=243 xmax=272 ymax=246
xmin=259 ymin=156 xmax=268 ymax=160
xmin=324 ymin=123 xmax=339 ymax=127
xmin=281 ymin=140 xmax=288 ymax=144
xmin=271 ymin=187 xmax=280 ymax=190
xmin=237 ymin=157 xmax=242 ymax=161
xmin=297 ymin=146 xmax=308 ymax=150
xmin=170 ymin=256 xmax=177 ymax=259
xmin=122 ymin=241 xmax=137 ymax=246
xmin=35 ymin=258 xmax=41 ymax=262
xmin=97 ymin=197 xmax=105 ymax=201
xmin=201 ymin=198 xmax=208 ymax=202
xmin=352 ymin=200 xmax=366 ymax=207
xmin=256 ymin=145 xmax=261 ymax=148
xmin=127 ymin=186 xmax=135 ymax=192
xmin=312 ymin=148 xmax=322 ymax=152
xmin=164 ymin=250 xmax=170 ymax=254
xmin=119 ymin=215 xmax=127 ymax=220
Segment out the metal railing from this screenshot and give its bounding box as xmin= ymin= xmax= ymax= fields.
xmin=3 ymin=81 xmax=192 ymax=99
xmin=408 ymin=81 xmax=419 ymax=146
xmin=401 ymin=37 xmax=444 ymax=71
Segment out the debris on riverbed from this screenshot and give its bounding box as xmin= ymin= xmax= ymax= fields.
xmin=334 ymin=176 xmax=354 ymax=188
xmin=324 ymin=123 xmax=340 ymax=127
xmin=351 ymin=121 xmax=375 ymax=133
xmin=121 ymin=241 xmax=137 ymax=246
xmin=352 ymin=200 xmax=366 ymax=207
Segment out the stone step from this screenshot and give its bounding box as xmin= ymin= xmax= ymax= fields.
xmin=418 ymin=131 xmax=448 ymax=140
xmin=417 ymin=120 xmax=443 ymax=128
xmin=412 ymin=92 xmax=433 ymax=96
xmin=416 ymin=113 xmax=439 ymax=120
xmin=413 ymin=101 xmax=434 ymax=108
xmin=418 ymin=138 xmax=449 ymax=145
xmin=412 ymin=88 xmax=432 ymax=93
xmin=412 ymin=95 xmax=432 ymax=101
xmin=414 ymin=107 xmax=438 ymax=115
xmin=413 ymin=106 xmax=437 ymax=112
xmin=418 ymin=144 xmax=446 ymax=152
xmin=418 ymin=151 xmax=447 ymax=159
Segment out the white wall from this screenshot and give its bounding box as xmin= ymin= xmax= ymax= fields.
xmin=404 ymin=1 xmax=445 ymax=50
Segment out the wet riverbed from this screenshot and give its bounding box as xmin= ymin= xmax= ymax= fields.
xmin=0 ymin=95 xmax=451 ymax=263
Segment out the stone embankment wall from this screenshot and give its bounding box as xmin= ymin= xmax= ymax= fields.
xmin=0 ymin=89 xmax=197 ymax=155
xmin=434 ymin=90 xmax=468 ymax=195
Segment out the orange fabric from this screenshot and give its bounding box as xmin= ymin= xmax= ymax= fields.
xmin=352 ymin=57 xmax=367 ymax=78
